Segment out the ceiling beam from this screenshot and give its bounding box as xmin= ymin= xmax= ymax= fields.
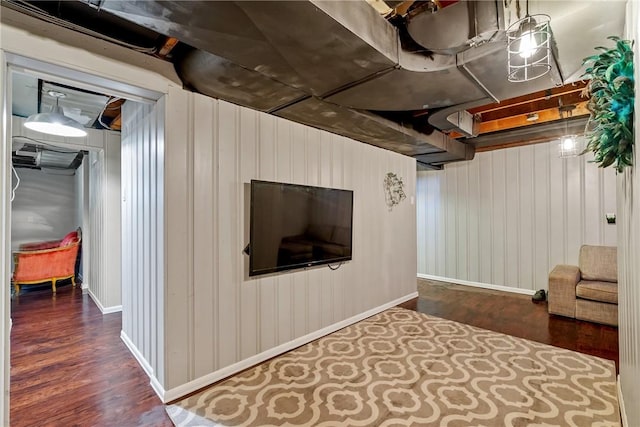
xmin=478 ymin=91 xmax=587 ymax=122
xmin=478 ymin=101 xmax=589 ymax=134
xmin=447 ymin=101 xmax=589 ymax=139
xmin=468 ymin=116 xmax=589 ymax=152
xmin=468 ymin=81 xmax=588 ymax=116
xmin=110 ymin=113 xmax=122 ymax=131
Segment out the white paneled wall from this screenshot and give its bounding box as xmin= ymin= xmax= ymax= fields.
xmin=88 ymin=150 xmax=104 ymax=302
xmin=162 ymin=90 xmax=416 ymax=396
xmin=417 ymin=141 xmax=617 ymax=292
xmin=104 ymin=132 xmax=122 ymax=308
xmin=121 ymin=99 xmax=165 ymax=388
xmin=618 ymin=2 xmax=640 ymax=425
xmin=11 ymin=168 xmax=78 ymax=250
xmin=87 ymin=131 xmax=121 ymax=312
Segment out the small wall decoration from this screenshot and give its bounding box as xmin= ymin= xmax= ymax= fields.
xmin=383 ymin=172 xmax=406 ymax=211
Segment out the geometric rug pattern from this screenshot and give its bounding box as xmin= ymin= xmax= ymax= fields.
xmin=166 ymin=307 xmax=620 ymax=426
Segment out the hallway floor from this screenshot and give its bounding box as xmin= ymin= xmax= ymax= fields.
xmin=10 ymin=283 xmax=172 ymax=426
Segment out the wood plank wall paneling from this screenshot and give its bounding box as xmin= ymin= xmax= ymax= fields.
xmin=618 ymin=2 xmax=640 ymax=425
xmin=417 ymin=139 xmax=617 ymax=292
xmin=162 ymin=92 xmax=417 ymax=391
xmin=121 ymin=99 xmax=165 ymax=386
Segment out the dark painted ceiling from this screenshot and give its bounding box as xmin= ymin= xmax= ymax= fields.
xmin=1 ymin=0 xmax=627 ymax=169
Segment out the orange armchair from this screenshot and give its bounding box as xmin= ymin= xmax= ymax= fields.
xmin=12 ymin=234 xmax=81 ymax=295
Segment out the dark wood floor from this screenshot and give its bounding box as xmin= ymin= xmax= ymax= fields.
xmin=10 ymin=280 xmax=619 ymax=426
xmin=10 ymin=283 xmax=173 ymax=427
xmin=400 ymin=279 xmax=619 ymax=371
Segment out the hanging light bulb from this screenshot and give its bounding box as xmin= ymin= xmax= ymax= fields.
xmin=518 ymin=28 xmax=539 ymax=59
xmin=558 ymin=105 xmax=580 ymax=158
xmin=559 ymin=135 xmax=578 ymax=156
xmin=24 ymin=91 xmax=87 ymax=138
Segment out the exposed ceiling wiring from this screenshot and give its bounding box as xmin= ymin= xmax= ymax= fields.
xmin=10 ymin=165 xmax=20 ymax=202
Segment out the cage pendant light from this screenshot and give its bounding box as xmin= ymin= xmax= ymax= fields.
xmin=507 ymin=0 xmax=552 ymax=82
xmin=558 ymin=106 xmax=580 ymax=158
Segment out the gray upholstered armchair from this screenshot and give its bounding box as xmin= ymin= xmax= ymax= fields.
xmin=548 ymin=245 xmax=618 ymax=326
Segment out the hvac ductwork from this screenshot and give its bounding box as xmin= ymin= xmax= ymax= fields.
xmin=99 ymin=0 xmax=565 ymax=167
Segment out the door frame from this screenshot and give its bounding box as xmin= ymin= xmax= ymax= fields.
xmin=0 ymin=52 xmax=163 ymax=425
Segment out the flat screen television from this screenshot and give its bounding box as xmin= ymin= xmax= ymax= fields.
xmin=249 ymin=180 xmax=353 ymax=276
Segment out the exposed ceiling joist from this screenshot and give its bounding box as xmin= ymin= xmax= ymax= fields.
xmin=476 ymin=101 xmax=589 ymax=134
xmin=478 ymin=91 xmax=588 ymax=122
xmin=468 ymin=82 xmax=588 ymax=117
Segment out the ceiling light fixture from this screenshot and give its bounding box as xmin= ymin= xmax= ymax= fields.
xmin=24 ymin=91 xmax=88 ymax=138
xmin=507 ymin=0 xmax=552 ymax=82
xmin=558 ymin=105 xmax=579 ymax=158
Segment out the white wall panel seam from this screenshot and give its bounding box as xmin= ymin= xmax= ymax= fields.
xmin=212 ymin=98 xmax=220 ymax=370
xmin=580 ymin=158 xmax=586 ymax=244
xmin=466 ymin=161 xmax=470 ymax=280
xmin=516 ymin=149 xmax=521 ymax=288
xmin=187 ymin=94 xmax=195 ymax=380
xmin=489 ymin=153 xmax=494 ymax=282
xmin=235 ymin=105 xmax=242 ymax=364
xmin=254 ymin=110 xmax=261 ymax=355
xmin=502 ymin=153 xmax=507 ymax=286
xmin=562 ymin=159 xmax=568 ymax=262
xmin=599 ymin=169 xmax=604 ymax=244
xmin=531 ymin=148 xmax=537 ymax=288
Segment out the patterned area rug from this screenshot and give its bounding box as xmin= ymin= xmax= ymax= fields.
xmin=166 ymin=308 xmax=620 ymax=426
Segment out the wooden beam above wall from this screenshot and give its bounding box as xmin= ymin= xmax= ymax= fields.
xmin=446 ymin=82 xmax=591 ymax=142
xmin=468 ymin=81 xmax=588 ymax=117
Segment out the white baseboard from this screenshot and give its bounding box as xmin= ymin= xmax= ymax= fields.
xmin=120 ymin=330 xmax=157 ymax=381
xmin=417 ymin=274 xmax=536 ymax=296
xmin=87 ymin=289 xmax=122 ymax=314
xmin=161 ymin=291 xmax=418 ymax=403
xmin=119 ymin=332 xmax=168 ymax=401
xmin=618 ymin=375 xmax=628 ymax=427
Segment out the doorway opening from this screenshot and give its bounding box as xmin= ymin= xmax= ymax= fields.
xmin=3 ymin=55 xmax=168 ymax=424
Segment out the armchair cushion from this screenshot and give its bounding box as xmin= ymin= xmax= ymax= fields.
xmin=576 ymin=281 xmax=618 ymax=304
xmin=19 ymin=240 xmax=62 ymax=251
xmin=19 ymin=230 xmax=79 ymax=251
xmin=60 ymin=230 xmax=79 ymax=246
xmin=547 ymin=264 xmax=580 ymax=318
xmin=579 ymin=245 xmax=617 ymax=282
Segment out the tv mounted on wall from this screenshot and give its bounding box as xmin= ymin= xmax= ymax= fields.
xmin=249 ymin=180 xmax=353 ymax=277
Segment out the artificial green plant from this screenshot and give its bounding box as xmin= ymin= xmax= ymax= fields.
xmin=582 ymin=36 xmax=634 ymax=172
